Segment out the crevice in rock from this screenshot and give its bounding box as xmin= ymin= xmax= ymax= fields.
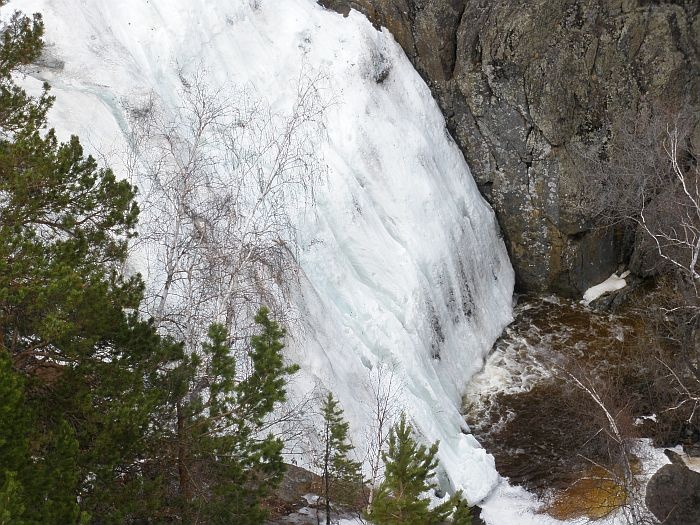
xmin=448 ymin=1 xmax=468 ymax=81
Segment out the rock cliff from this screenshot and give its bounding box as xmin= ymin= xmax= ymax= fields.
xmin=320 ymin=0 xmax=700 ymax=294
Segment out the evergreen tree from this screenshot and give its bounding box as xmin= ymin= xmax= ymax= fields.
xmin=0 ymin=353 xmax=28 ymax=525
xmin=0 ymin=5 xmax=183 ymax=522
xmin=162 ymin=308 xmax=299 ymax=524
xmin=318 ymin=392 xmax=362 ymax=525
xmin=450 ymin=499 xmax=473 ymax=525
xmin=0 ymin=471 xmax=25 ymax=525
xmin=366 ymin=413 xmax=471 ymax=525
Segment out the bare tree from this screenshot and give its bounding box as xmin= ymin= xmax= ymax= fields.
xmin=575 ymin=103 xmax=700 ymax=443
xmin=121 ymin=72 xmax=329 ymax=485
xmin=655 ymin=354 xmax=700 ymax=440
xmin=362 ymin=362 xmax=402 ymax=512
xmin=576 ymin=103 xmax=699 ymax=285
xmin=124 ymin=69 xmax=328 ymax=355
xmin=560 ymin=368 xmax=647 ymax=523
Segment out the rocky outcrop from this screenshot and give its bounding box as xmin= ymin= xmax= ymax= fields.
xmin=646 ymin=451 xmax=700 ymax=525
xmin=320 ymin=0 xmax=700 ymax=294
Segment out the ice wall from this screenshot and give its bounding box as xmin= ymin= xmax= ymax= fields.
xmin=10 ymin=0 xmax=514 ymax=502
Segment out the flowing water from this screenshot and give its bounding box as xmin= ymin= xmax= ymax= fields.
xmin=463 ymin=294 xmax=652 ymax=492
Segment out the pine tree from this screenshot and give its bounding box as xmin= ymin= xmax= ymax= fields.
xmin=450 ymin=499 xmax=473 ymax=525
xmin=162 ymin=308 xmax=299 ymax=524
xmin=0 ymin=5 xmax=183 ymax=522
xmin=366 ymin=413 xmax=471 ymax=525
xmin=239 ymin=307 xmax=300 ymax=422
xmin=318 ymin=392 xmax=362 ymax=525
xmin=0 ymin=472 xmax=25 ymax=525
xmin=0 ymin=353 xmax=29 ymax=525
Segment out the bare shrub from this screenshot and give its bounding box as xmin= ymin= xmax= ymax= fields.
xmin=576 ymin=105 xmax=698 ymax=258
xmin=555 ymin=361 xmax=653 ymax=524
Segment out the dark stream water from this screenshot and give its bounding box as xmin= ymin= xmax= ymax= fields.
xmin=462 ymin=294 xmax=645 ymax=492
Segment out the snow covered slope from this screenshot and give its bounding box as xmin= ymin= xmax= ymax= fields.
xmin=10 ymin=0 xmax=514 ymax=502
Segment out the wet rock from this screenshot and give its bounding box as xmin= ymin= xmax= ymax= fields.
xmin=471 ymin=505 xmax=486 ymax=525
xmin=646 ymin=456 xmax=700 ymax=525
xmin=266 ymin=464 xmax=322 ymax=522
xmin=274 ymin=464 xmax=320 ymax=504
xmin=319 ymin=0 xmax=700 ymax=295
xmin=686 ymin=442 xmax=700 ymax=457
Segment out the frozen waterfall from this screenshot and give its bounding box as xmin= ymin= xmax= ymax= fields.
xmin=11 ymin=0 xmax=514 ymax=502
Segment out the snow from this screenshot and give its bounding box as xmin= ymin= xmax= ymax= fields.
xmin=635 ymin=414 xmax=658 ymax=425
xmin=480 ymin=482 xmax=569 ymax=525
xmin=582 ymin=271 xmax=630 ymax=305
xmin=8 ymin=0 xmax=514 ymax=502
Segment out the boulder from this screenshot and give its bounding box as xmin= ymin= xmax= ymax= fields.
xmin=646 ymin=453 xmax=700 ymax=525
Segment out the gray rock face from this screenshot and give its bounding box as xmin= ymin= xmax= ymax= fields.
xmin=320 ymin=0 xmax=700 ymax=294
xmin=646 ymin=457 xmax=700 ymax=525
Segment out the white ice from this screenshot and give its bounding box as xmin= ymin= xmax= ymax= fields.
xmin=8 ymin=0 xmax=514 ymax=502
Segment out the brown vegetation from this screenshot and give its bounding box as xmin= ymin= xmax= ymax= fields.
xmin=464 ymin=293 xmax=699 ymax=520
xmin=546 ymin=465 xmax=632 ymax=521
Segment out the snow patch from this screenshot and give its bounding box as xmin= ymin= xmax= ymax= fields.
xmin=635 ymin=414 xmax=658 ymax=425
xmin=480 ymin=482 xmax=568 ymax=525
xmin=582 ymin=271 xmax=630 ymax=305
